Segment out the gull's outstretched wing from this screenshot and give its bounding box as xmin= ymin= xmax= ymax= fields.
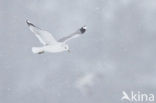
xmin=26 ymin=20 xmax=57 ymax=45
xmin=58 ymin=26 xmax=87 ymax=43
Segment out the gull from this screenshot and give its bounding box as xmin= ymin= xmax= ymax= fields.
xmin=26 ymin=20 xmax=87 ymax=54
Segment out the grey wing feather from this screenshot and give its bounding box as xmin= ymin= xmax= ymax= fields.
xmin=58 ymin=26 xmax=87 ymax=43
xmin=26 ymin=20 xmax=57 ymax=45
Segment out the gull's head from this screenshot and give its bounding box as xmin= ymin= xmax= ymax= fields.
xmin=63 ymin=44 xmax=70 ymax=52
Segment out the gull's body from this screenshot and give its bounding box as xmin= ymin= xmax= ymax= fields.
xmin=26 ymin=20 xmax=87 ymax=54
xmin=32 ymin=43 xmax=67 ymax=53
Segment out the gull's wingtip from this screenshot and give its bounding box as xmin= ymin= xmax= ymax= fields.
xmin=26 ymin=19 xmax=31 ymax=25
xmin=25 ymin=20 xmax=37 ymax=28
xmin=80 ymin=25 xmax=87 ymax=34
xmin=82 ymin=25 xmax=87 ymax=29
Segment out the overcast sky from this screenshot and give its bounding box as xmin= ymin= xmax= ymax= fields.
xmin=0 ymin=0 xmax=156 ymax=103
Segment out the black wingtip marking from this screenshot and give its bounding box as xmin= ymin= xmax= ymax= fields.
xmin=80 ymin=26 xmax=87 ymax=34
xmin=26 ymin=20 xmax=36 ymax=27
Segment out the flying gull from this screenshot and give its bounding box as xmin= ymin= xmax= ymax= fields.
xmin=26 ymin=20 xmax=87 ymax=54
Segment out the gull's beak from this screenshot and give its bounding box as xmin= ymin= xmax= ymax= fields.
xmin=67 ymin=49 xmax=71 ymax=53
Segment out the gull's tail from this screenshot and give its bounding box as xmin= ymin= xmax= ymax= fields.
xmin=32 ymin=47 xmax=44 ymax=54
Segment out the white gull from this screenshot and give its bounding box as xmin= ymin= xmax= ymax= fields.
xmin=26 ymin=20 xmax=87 ymax=54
